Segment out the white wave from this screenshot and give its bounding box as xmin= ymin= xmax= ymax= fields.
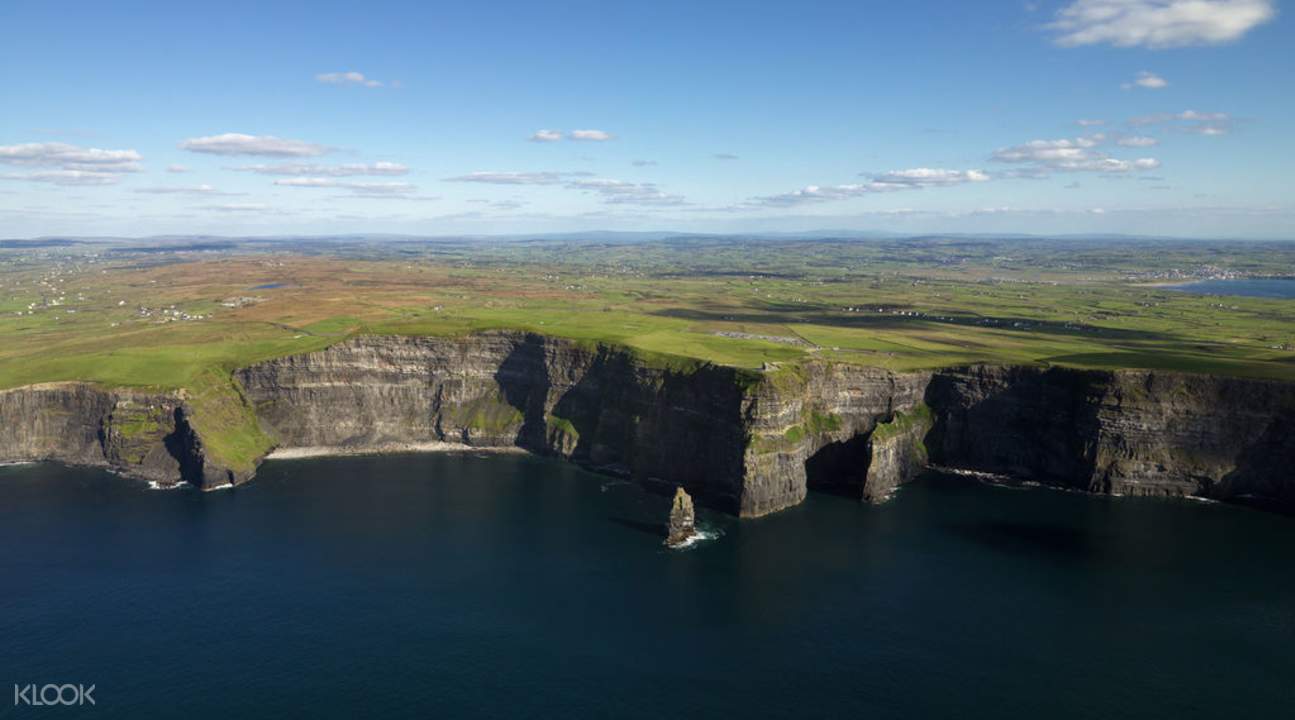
xmin=147 ymin=480 xmax=190 ymax=491
xmin=666 ymin=526 xmax=721 ymax=550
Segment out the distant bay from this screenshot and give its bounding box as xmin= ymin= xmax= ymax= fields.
xmin=1164 ymin=277 xmax=1295 ymax=298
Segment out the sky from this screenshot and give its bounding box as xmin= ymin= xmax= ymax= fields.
xmin=1 ymin=0 xmax=1292 ymax=238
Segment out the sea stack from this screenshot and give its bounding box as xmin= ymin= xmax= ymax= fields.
xmin=666 ymin=486 xmax=696 ymax=547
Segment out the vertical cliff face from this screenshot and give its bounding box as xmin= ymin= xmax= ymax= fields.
xmin=926 ymin=366 xmax=1295 ymax=508
xmin=235 ymin=332 xmax=750 ymax=511
xmin=861 ymin=405 xmax=934 ymax=503
xmin=738 ymin=364 xmax=932 ymax=516
xmin=235 ymin=337 xmax=932 ymax=516
xmin=0 ymin=383 xmax=240 ymax=488
xmin=4 ymin=334 xmax=1294 ymax=517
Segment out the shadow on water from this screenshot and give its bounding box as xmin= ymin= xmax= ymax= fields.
xmin=946 ymin=520 xmax=1095 ymax=561
xmin=610 ymin=516 xmax=665 ymax=539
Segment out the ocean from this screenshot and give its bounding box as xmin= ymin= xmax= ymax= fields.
xmin=2 ymin=453 xmax=1293 ymax=718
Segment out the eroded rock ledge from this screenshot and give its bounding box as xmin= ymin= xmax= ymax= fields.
xmin=3 ymin=331 xmax=1294 ymax=516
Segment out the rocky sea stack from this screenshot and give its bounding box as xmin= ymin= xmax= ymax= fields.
xmin=666 ymin=487 xmax=696 ymax=547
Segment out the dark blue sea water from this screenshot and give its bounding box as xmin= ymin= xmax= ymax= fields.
xmin=2 ymin=454 xmax=1294 ymax=719
xmin=1165 ymin=277 xmax=1295 ymax=298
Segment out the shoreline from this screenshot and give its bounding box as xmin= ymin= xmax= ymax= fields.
xmin=264 ymin=441 xmax=528 ymax=460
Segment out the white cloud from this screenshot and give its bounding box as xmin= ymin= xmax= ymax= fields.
xmin=1122 ymin=70 xmax=1169 ymax=90
xmin=569 ymin=129 xmax=613 ymax=141
xmin=444 ymin=171 xmax=589 ymax=185
xmin=1050 ymin=0 xmax=1276 ymax=48
xmin=200 ymin=203 xmax=272 ymax=213
xmin=524 ymin=129 xmax=614 ymax=142
xmin=992 ymin=134 xmax=1160 ymax=174
xmin=444 ymin=170 xmax=683 ymax=206
xmin=1116 ymin=135 xmax=1160 ymax=147
xmin=269 ymin=176 xmax=435 ymax=201
xmin=0 ymin=141 xmax=143 ymax=185
xmin=180 ymin=133 xmax=328 ymax=157
xmin=751 ymin=168 xmax=989 ymax=207
xmin=1076 ymin=118 xmax=1106 ymax=127
xmin=133 ymin=184 xmax=235 ymax=195
xmin=713 ymin=153 xmax=740 ymax=160
xmin=567 ymin=178 xmax=688 ymax=206
xmin=233 ymin=161 xmax=408 ymax=176
xmin=316 ymin=71 xmax=383 ymax=88
xmin=273 ymin=178 xmax=417 ymax=195
xmin=751 ymin=185 xmax=875 ymax=207
xmin=468 ymin=198 xmax=527 ymax=210
xmin=632 ymin=160 xmax=658 ymax=167
xmin=0 ymin=142 xmax=142 ymax=171
xmin=1129 ymin=109 xmax=1231 ymax=134
xmin=166 ymin=164 xmax=189 ymax=173
xmin=869 ymin=168 xmax=990 ymax=187
xmin=3 ymin=170 xmax=118 ymax=186
xmin=1192 ymin=124 xmax=1229 ymax=136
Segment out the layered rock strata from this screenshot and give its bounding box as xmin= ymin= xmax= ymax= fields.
xmin=0 ymin=383 xmax=243 ymax=489
xmin=925 ymin=365 xmax=1295 ymax=508
xmin=2 ymin=332 xmax=1293 ymax=516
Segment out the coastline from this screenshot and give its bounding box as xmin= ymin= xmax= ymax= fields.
xmin=264 ymin=441 xmax=528 ymax=460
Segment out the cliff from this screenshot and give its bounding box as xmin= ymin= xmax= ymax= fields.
xmin=0 ymin=383 xmax=245 ymax=489
xmin=232 ymin=335 xmax=937 ymax=516
xmin=926 ymin=366 xmax=1295 ymax=508
xmin=739 ymin=363 xmax=931 ymax=515
xmin=862 ymin=404 xmax=933 ymax=503
xmin=234 ymin=332 xmax=751 ymax=512
xmin=2 ymin=332 xmax=1293 ymax=517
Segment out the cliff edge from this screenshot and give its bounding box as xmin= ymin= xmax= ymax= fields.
xmin=2 ymin=331 xmax=1293 ymax=516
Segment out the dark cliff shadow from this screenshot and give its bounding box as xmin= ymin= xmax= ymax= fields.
xmin=548 ymin=347 xmax=616 ymax=465
xmin=1219 ymin=416 xmax=1295 ymax=514
xmin=610 ymin=516 xmax=666 ymax=539
xmin=493 ymin=335 xmax=552 ymax=447
xmin=923 ymin=368 xmax=1101 ymax=489
xmin=163 ymin=407 xmax=208 ymax=486
xmin=804 ymin=432 xmax=872 ymax=499
xmin=546 ymin=347 xmax=747 ymax=515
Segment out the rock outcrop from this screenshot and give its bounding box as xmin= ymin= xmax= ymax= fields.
xmin=3 ymin=332 xmax=1294 ymax=517
xmin=861 ymin=404 xmax=933 ymax=503
xmin=739 ymin=363 xmax=931 ymax=515
xmin=666 ymin=487 xmax=696 ymax=547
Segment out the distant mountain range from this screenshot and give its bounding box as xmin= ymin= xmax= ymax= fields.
xmin=5 ymin=230 xmax=1286 ymax=249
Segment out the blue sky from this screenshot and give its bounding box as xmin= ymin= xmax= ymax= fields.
xmin=1 ymin=0 xmax=1291 ymax=238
